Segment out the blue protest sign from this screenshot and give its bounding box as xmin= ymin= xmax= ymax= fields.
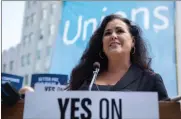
xmin=30 ymin=74 xmax=68 ymax=88
xmin=50 ymin=1 xmax=177 ymax=97
xmin=1 ymin=73 xmax=23 ymax=90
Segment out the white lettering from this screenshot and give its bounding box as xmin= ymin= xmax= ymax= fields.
xmin=153 ymin=6 xmax=169 ymax=33
xmin=83 ymin=18 xmax=97 ymax=41
xmin=2 ymin=77 xmax=20 ymax=83
xmin=63 ymin=16 xmax=83 ymax=45
xmin=38 ymin=78 xmax=42 ymax=82
xmin=131 ymin=8 xmax=149 ymax=30
xmin=39 ymin=77 xmax=52 ymax=82
xmin=115 ymin=11 xmax=127 ymax=18
xmin=100 ymin=7 xmax=107 ymax=22
xmin=52 ymin=77 xmax=58 ymax=82
xmin=61 ymin=6 xmax=170 ymax=45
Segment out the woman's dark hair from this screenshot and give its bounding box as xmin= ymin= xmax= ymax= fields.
xmin=69 ymin=14 xmax=152 ymax=90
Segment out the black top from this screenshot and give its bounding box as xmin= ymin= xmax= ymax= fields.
xmin=79 ymin=64 xmax=169 ymax=101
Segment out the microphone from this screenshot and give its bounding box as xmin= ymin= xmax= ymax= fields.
xmin=89 ymin=62 xmax=100 ymax=91
xmin=162 ymin=95 xmax=181 ymax=102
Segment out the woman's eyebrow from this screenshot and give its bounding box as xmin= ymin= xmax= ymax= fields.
xmin=104 ymin=29 xmax=111 ymax=32
xmin=115 ymin=26 xmax=124 ymax=30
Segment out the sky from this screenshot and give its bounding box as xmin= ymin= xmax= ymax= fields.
xmin=2 ymin=1 xmax=25 ymax=52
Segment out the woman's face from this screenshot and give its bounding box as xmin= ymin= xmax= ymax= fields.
xmin=102 ymin=19 xmax=134 ymax=58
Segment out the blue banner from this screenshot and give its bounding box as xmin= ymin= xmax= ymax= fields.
xmin=50 ymin=1 xmax=177 ymax=97
xmin=30 ymin=74 xmax=68 ymax=88
xmin=1 ymin=73 xmax=23 ymax=90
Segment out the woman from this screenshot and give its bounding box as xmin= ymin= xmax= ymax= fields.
xmin=69 ymin=14 xmax=168 ymax=101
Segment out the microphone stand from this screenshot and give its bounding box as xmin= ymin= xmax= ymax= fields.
xmin=89 ymin=68 xmax=100 ymax=91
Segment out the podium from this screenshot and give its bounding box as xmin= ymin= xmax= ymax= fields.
xmin=2 ymin=100 xmax=24 ymax=119
xmin=2 ymin=100 xmax=181 ymax=119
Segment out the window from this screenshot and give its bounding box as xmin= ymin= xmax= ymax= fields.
xmin=42 ymin=8 xmax=47 ymax=20
xmin=9 ymin=61 xmax=14 ymax=71
xmin=27 ymin=53 xmax=31 ymax=65
xmin=36 ymin=50 xmax=41 ymax=60
xmin=46 ymin=46 xmax=51 ymax=56
xmin=33 ymin=13 xmax=36 ymax=23
xmin=30 ymin=15 xmax=33 ymax=24
xmin=27 ymin=1 xmax=36 ymax=8
xmin=24 ymin=74 xmax=29 ymax=85
xmin=21 ymin=56 xmax=25 ymax=67
xmin=50 ymin=24 xmax=55 ymax=35
xmin=32 ymin=1 xmax=37 ymax=5
xmin=23 ymin=36 xmax=29 ymax=46
xmin=23 ymin=36 xmax=26 ymax=45
xmin=29 ymin=32 xmax=34 ymax=43
xmin=25 ymin=17 xmax=29 ymax=26
xmin=50 ymin=4 xmax=56 ymax=15
xmin=27 ymin=1 xmax=31 ymax=8
xmin=39 ymin=29 xmax=44 ymax=40
xmin=25 ymin=13 xmax=36 ymax=26
xmin=31 ymin=13 xmax=36 ymax=24
xmin=25 ymin=36 xmax=29 ymax=45
xmin=3 ymin=64 xmax=6 ymax=72
xmin=40 ymin=22 xmax=43 ymax=29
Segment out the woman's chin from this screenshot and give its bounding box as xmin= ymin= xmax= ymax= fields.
xmin=108 ymin=49 xmax=123 ymax=56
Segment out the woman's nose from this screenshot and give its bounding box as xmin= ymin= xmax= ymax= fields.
xmin=111 ymin=32 xmax=118 ymax=40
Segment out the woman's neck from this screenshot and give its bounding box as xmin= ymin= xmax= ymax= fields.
xmin=107 ymin=55 xmax=131 ymax=73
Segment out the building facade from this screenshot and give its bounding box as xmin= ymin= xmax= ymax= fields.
xmin=2 ymin=1 xmax=62 ymax=86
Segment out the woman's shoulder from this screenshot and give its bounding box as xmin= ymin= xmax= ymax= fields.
xmin=140 ymin=68 xmax=169 ymax=100
xmin=142 ymin=69 xmax=162 ymax=82
xmin=133 ymin=64 xmax=164 ymax=86
xmin=132 ymin=64 xmax=161 ymax=81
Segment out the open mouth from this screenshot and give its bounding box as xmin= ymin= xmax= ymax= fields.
xmin=109 ymin=42 xmax=121 ymax=47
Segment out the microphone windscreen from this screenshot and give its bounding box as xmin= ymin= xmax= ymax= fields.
xmin=93 ymin=62 xmax=100 ymax=69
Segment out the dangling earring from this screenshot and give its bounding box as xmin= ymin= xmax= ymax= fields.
xmin=132 ymin=47 xmax=136 ymax=54
xmin=99 ymin=51 xmax=104 ymax=59
xmin=131 ymin=37 xmax=136 ymax=55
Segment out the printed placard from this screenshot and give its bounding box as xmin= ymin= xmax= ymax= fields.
xmin=24 ymin=92 xmax=159 ymax=119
